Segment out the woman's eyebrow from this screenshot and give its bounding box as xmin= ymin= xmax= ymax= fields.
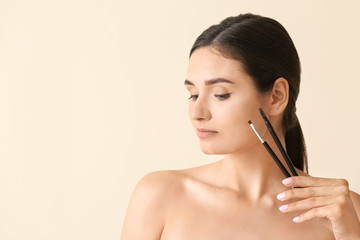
xmin=184 ymin=78 xmax=235 ymax=86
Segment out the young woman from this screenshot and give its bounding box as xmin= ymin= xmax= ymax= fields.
xmin=121 ymin=13 xmax=360 ymax=239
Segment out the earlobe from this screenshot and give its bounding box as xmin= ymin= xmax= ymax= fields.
xmin=268 ymin=77 xmax=289 ymax=116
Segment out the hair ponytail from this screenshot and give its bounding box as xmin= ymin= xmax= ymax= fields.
xmin=285 ymin=115 xmax=308 ymax=173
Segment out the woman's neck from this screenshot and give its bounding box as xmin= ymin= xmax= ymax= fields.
xmin=216 ymin=134 xmax=292 ymax=202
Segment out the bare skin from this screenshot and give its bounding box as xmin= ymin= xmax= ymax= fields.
xmin=121 ymin=47 xmax=360 ymax=239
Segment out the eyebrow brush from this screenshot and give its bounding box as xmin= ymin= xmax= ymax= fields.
xmin=258 ymin=107 xmax=298 ymax=176
xmin=248 ymin=120 xmax=291 ymax=178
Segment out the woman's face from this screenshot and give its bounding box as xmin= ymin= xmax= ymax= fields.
xmin=185 ymin=47 xmax=269 ymax=155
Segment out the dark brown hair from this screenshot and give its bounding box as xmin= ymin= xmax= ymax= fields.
xmin=190 ymin=13 xmax=308 ymax=173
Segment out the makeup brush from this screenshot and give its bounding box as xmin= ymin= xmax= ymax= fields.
xmin=258 ymin=107 xmax=298 ymax=176
xmin=248 ymin=120 xmax=291 ymax=178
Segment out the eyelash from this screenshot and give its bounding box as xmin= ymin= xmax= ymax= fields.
xmin=188 ymin=93 xmax=231 ymax=101
xmin=215 ymin=93 xmax=231 ymax=100
xmin=188 ymin=95 xmax=198 ymax=100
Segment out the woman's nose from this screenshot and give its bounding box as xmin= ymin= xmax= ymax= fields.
xmin=191 ymin=97 xmax=212 ymax=121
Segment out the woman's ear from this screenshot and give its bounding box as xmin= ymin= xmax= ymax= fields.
xmin=268 ymin=77 xmax=289 ymax=116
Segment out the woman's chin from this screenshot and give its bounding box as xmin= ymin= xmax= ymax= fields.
xmin=198 ymin=140 xmax=251 ymax=155
xmin=199 ymin=144 xmax=229 ymax=155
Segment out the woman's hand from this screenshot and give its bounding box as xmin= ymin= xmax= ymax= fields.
xmin=277 ymin=176 xmax=360 ymax=240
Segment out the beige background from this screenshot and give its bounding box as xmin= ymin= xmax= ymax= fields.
xmin=0 ymin=0 xmax=359 ymax=239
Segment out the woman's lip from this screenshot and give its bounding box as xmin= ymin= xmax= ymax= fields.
xmin=196 ymin=128 xmax=218 ymax=138
xmin=197 ymin=128 xmax=218 ymax=132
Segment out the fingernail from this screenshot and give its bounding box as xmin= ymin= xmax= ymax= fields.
xmin=277 ymin=192 xmax=285 ymax=200
xmin=279 ymin=205 xmax=288 ymax=212
xmin=293 ymin=216 xmax=299 ymax=223
xmin=282 ymin=178 xmax=293 ymax=185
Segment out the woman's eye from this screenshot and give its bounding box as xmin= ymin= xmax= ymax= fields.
xmin=188 ymin=94 xmax=198 ymax=100
xmin=214 ymin=93 xmax=231 ymax=100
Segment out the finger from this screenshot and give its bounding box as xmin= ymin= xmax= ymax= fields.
xmin=277 ymin=185 xmax=349 ymax=201
xmin=292 ymin=204 xmax=334 ymax=223
xmin=279 ymin=196 xmax=333 ymax=213
xmin=277 ymin=187 xmax=327 ymax=201
xmin=282 ymin=176 xmax=349 ymax=189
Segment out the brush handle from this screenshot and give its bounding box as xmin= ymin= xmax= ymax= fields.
xmin=259 ymin=107 xmax=298 ymax=176
xmin=263 ymin=142 xmax=291 ymax=178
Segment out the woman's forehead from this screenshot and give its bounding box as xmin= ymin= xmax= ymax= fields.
xmin=186 ymin=47 xmax=250 ymax=86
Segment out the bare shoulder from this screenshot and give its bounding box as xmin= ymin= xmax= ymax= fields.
xmin=121 ymin=170 xmax=186 ymax=240
xmin=137 ymin=170 xmax=183 ymax=190
xmin=130 ymin=165 xmax=214 ymax=205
